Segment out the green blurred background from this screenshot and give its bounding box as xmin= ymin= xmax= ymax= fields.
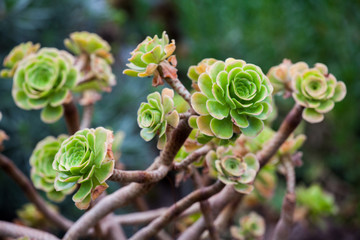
xmin=0 ymin=0 xmax=359 ymax=239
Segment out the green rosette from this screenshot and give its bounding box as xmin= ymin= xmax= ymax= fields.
xmin=11 ymin=48 xmax=78 ymax=123
xmin=30 ymin=135 xmax=73 ymax=202
xmin=137 ymin=88 xmax=179 ymax=150
xmin=53 ymin=127 xmax=115 ymax=209
xmin=292 ymin=63 xmax=346 ymax=123
xmin=190 ymin=58 xmax=273 ymax=139
xmin=230 ymin=212 xmax=265 ymax=240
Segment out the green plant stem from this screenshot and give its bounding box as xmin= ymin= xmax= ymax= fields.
xmin=129 ymin=181 xmax=225 ymax=240
xmin=0 ymin=220 xmax=59 ymax=240
xmin=63 ymin=99 xmax=80 ymax=135
xmin=0 ymin=153 xmax=72 ymax=231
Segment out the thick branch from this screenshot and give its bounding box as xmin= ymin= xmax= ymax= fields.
xmin=173 ymin=145 xmax=212 ymax=171
xmin=129 ymin=181 xmax=225 ymax=240
xmin=272 ymin=159 xmax=296 ymax=240
xmin=164 ymin=77 xmax=191 ymax=104
xmin=257 ymin=104 xmax=304 ymax=167
xmin=192 ymin=168 xmax=219 ymax=240
xmin=63 ymin=118 xmax=192 ymax=240
xmin=109 ymin=165 xmax=170 ymax=183
xmin=80 ymin=103 xmax=94 ymax=129
xmin=0 ymin=220 xmax=59 ymax=240
xmin=0 ymin=153 xmax=72 ymax=230
xmin=63 ymin=100 xmax=80 ymax=135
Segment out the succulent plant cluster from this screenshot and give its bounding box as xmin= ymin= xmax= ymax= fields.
xmin=190 ymin=58 xmax=273 ymax=139
xmin=12 ymin=48 xmax=78 ymax=123
xmin=30 ymin=135 xmax=74 ymax=202
xmin=16 ymin=203 xmax=58 ymax=228
xmin=123 ymin=31 xmax=176 ymax=86
xmin=53 ymin=127 xmax=115 ymax=209
xmin=206 ymin=146 xmax=259 ymax=194
xmin=230 ymin=212 xmax=265 ymax=240
xmin=137 ymin=88 xmax=179 ymax=149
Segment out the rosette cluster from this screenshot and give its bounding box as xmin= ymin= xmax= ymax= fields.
xmin=30 ymin=135 xmax=73 ymax=202
xmin=292 ymin=63 xmax=346 ymax=123
xmin=1 ymin=42 xmax=40 ymax=78
xmin=123 ymin=31 xmax=175 ymax=79
xmin=190 ymin=58 xmax=273 ymax=139
xmin=53 ymin=127 xmax=115 ymax=209
xmin=137 ymin=88 xmax=179 ymax=149
xmin=206 ymin=146 xmax=259 ymax=194
xmin=11 ymin=48 xmax=78 ymax=123
xmin=230 ymin=212 xmax=265 ymax=240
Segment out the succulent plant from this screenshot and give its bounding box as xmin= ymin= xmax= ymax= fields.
xmin=74 ymin=55 xmax=116 ymax=93
xmin=53 ymin=127 xmax=115 ymax=209
xmin=292 ymin=63 xmax=346 ymax=123
xmin=230 ymin=212 xmax=265 ymax=240
xmin=190 ymin=58 xmax=273 ymax=139
xmin=64 ymin=31 xmax=113 ymax=63
xmin=16 ymin=203 xmax=58 ymax=228
xmin=267 ymin=59 xmax=308 ymax=97
xmin=1 ymin=42 xmax=40 ymax=78
xmin=137 ymin=88 xmax=179 ymax=149
xmin=30 ymin=135 xmax=74 ymax=202
xmin=187 ymin=58 xmax=217 ymax=91
xmin=206 ymin=146 xmax=259 ymax=194
xmin=123 ymin=31 xmax=176 ymax=85
xmin=11 ymin=48 xmax=78 ymax=123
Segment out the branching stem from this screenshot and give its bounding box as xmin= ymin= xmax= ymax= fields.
xmin=63 ymin=99 xmax=80 ymax=135
xmin=0 ymin=221 xmax=59 ymax=240
xmin=109 ymin=165 xmax=170 ymax=183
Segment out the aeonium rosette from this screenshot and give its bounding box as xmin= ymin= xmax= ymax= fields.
xmin=11 ymin=48 xmax=79 ymax=123
xmin=30 ymin=135 xmax=74 ymax=202
xmin=190 ymin=58 xmax=273 ymax=140
xmin=292 ymin=63 xmax=346 ymax=123
xmin=53 ymin=127 xmax=115 ymax=209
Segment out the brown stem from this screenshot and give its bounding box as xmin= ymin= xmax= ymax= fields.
xmin=129 ymin=181 xmax=225 ymax=240
xmin=173 ymin=145 xmax=212 ymax=171
xmin=63 ymin=118 xmax=192 ymax=240
xmin=214 ymin=197 xmax=242 ymax=233
xmin=80 ymin=103 xmax=94 ymax=129
xmin=0 ymin=153 xmax=72 ymax=230
xmin=257 ymin=104 xmax=304 ymax=167
xmin=192 ymin=168 xmax=219 ymax=240
xmin=0 ymin=221 xmax=59 ymax=240
xmin=109 ymin=165 xmax=170 ymax=183
xmin=272 ymin=159 xmax=296 ymax=240
xmin=165 ymin=77 xmax=192 ymax=105
xmin=63 ymin=99 xmax=80 ymax=135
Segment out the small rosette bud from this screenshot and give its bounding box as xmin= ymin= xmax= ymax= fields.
xmin=230 ymin=212 xmax=265 ymax=240
xmin=53 ymin=127 xmax=115 ymax=209
xmin=187 ymin=58 xmax=217 ymax=91
xmin=64 ymin=31 xmax=113 ymax=63
xmin=137 ymin=88 xmax=179 ymax=149
xmin=190 ymin=58 xmax=273 ymax=139
xmin=292 ymin=63 xmax=346 ymax=123
xmin=16 ymin=203 xmax=58 ymax=228
xmin=30 ymin=135 xmax=74 ymax=202
xmin=1 ymin=42 xmax=40 ymax=78
xmin=11 ymin=48 xmax=78 ymax=123
xmin=206 ymin=146 xmax=259 ymax=194
xmin=123 ymin=31 xmax=175 ymax=83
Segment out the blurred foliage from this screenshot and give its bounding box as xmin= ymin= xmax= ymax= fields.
xmin=0 ymin=0 xmax=359 ymax=235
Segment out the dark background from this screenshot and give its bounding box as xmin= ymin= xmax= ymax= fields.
xmin=0 ymin=0 xmax=359 ymax=239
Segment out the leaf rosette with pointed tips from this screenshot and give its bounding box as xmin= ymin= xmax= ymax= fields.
xmin=137 ymin=88 xmax=179 ymax=149
xmin=53 ymin=127 xmax=115 ymax=209
xmin=64 ymin=31 xmax=113 ymax=63
xmin=1 ymin=42 xmax=40 ymax=78
xmin=123 ymin=31 xmax=175 ymax=83
xmin=11 ymin=48 xmax=78 ymax=123
xmin=190 ymin=58 xmax=273 ymax=139
xmin=206 ymin=146 xmax=259 ymax=194
xmin=30 ymin=135 xmax=74 ymax=202
xmin=292 ymin=63 xmax=346 ymax=123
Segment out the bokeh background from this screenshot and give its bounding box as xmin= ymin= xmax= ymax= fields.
xmin=0 ymin=0 xmax=359 ymax=239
